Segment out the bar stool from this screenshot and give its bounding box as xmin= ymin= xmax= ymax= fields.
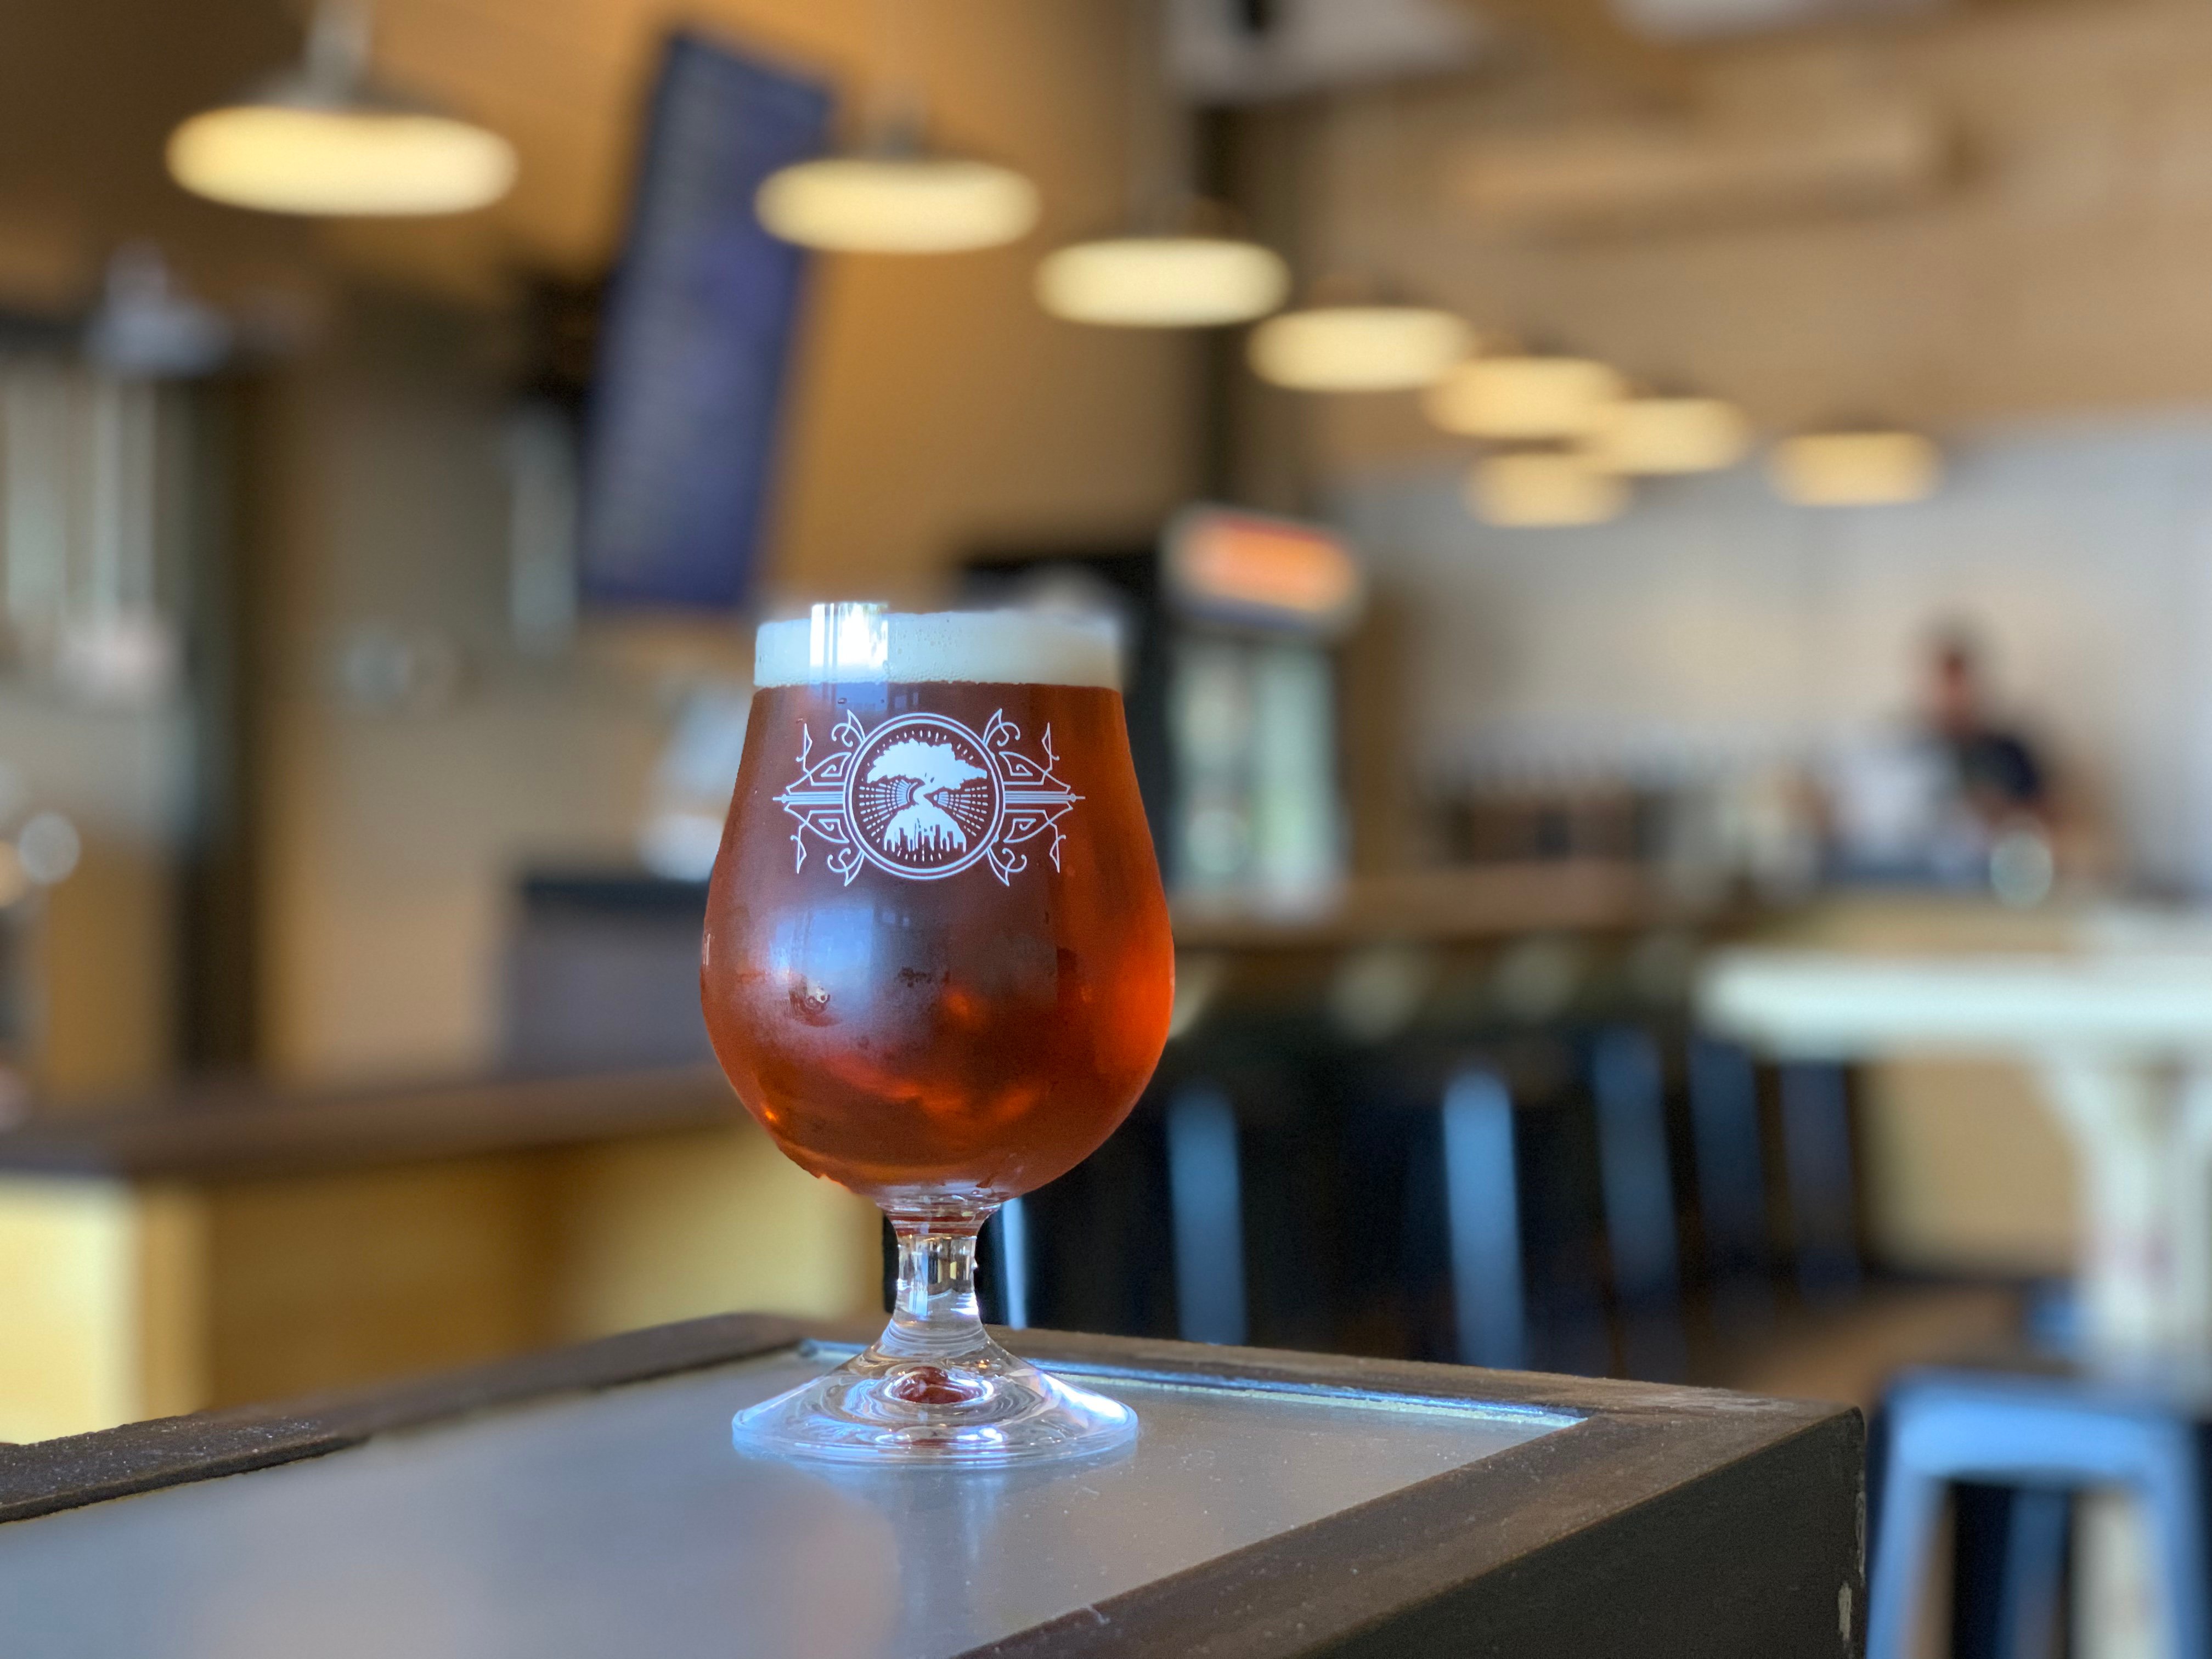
xmin=1166 ymin=1040 xmax=1347 ymax=1351
xmin=1778 ymin=1060 xmax=1863 ymax=1299
xmin=1685 ymin=1036 xmax=1776 ymax=1328
xmin=1869 ymin=1364 xmax=2212 ymax=1659
xmin=1017 ymin=1009 xmax=1340 ymax=1350
xmin=1589 ymin=1026 xmax=1689 ymax=1381
xmin=1163 ymin=1081 xmax=1249 ymax=1346
xmin=1354 ymin=1037 xmax=1612 ymax=1378
xmin=1003 ymin=1092 xmax=1179 ymax=1339
xmin=1949 ymin=1481 xmax=2070 ymax=1659
xmin=1436 ymin=1065 xmax=1526 ymax=1369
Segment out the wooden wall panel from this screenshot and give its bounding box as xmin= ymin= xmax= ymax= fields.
xmin=1296 ymin=1 xmax=2212 ymax=481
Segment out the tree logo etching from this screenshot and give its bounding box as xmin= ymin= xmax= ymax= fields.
xmin=776 ymin=709 xmax=1081 ymax=884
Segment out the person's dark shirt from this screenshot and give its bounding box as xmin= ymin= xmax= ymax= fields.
xmin=1946 ymin=730 xmax=2045 ymax=809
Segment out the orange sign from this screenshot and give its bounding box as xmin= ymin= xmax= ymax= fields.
xmin=1165 ymin=507 xmax=1364 ymax=633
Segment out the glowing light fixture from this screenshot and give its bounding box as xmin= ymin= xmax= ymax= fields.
xmin=756 ymin=155 xmax=1038 ymax=253
xmin=1466 ymin=452 xmax=1628 ymax=528
xmin=1425 ymin=354 xmax=1624 ymax=441
xmin=754 ymin=0 xmax=1037 ymax=254
xmin=167 ymin=1 xmax=514 ymax=217
xmin=1587 ymin=396 xmax=1750 ymax=476
xmin=1248 ymin=303 xmax=1472 ymax=392
xmin=1036 ymin=231 xmax=1289 ymax=328
xmin=1035 ymin=2 xmax=1284 ymax=330
xmin=1767 ymin=428 xmax=1941 ymax=506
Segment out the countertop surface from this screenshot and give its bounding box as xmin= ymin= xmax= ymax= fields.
xmin=0 ymin=1345 xmax=1565 ymax=1659
xmin=0 ymin=1316 xmax=1865 ymax=1659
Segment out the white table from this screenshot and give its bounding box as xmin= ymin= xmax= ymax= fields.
xmin=1703 ymin=945 xmax=2212 ymax=1356
xmin=1702 ymin=933 xmax=2212 ymax=1659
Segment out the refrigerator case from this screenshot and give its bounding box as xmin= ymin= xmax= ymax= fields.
xmin=960 ymin=506 xmax=1365 ymax=915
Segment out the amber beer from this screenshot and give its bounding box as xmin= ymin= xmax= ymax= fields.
xmin=702 ymin=617 xmax=1174 ymax=1212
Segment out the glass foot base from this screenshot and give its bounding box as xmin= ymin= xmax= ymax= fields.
xmin=733 ymin=1336 xmax=1135 ymax=1467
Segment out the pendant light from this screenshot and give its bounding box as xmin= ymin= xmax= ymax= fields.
xmin=167 ymin=1 xmax=515 ymax=217
xmin=1034 ymin=2 xmax=1285 ymax=328
xmin=757 ymin=154 xmax=1037 ymax=253
xmin=1248 ymin=97 xmax=1470 ymax=390
xmin=1037 ymin=200 xmax=1289 ymax=328
xmin=1586 ymin=395 xmax=1751 ymax=476
xmin=1426 ymin=353 xmax=1625 ymax=442
xmin=1248 ymin=280 xmax=1473 ymax=392
xmin=755 ymin=0 xmax=1038 ymax=254
xmin=1768 ymin=427 xmax=1941 ymax=506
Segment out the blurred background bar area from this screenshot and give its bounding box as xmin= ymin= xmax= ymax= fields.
xmin=14 ymin=0 xmax=2212 ymax=1647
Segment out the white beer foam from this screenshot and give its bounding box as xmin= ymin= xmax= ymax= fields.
xmin=754 ymin=608 xmax=1120 ymax=690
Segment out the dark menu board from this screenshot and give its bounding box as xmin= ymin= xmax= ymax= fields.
xmin=579 ymin=33 xmax=830 ymax=610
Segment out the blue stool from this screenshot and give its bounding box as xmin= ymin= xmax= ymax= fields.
xmin=1163 ymin=1081 xmax=1249 ymax=1346
xmin=1588 ymin=1027 xmax=1689 ymax=1381
xmin=1156 ymin=1058 xmax=1339 ymax=1351
xmin=1870 ymin=1364 xmax=2212 ymax=1659
xmin=1778 ymin=1060 xmax=1863 ymax=1299
xmin=1435 ymin=1064 xmax=1526 ymax=1369
xmin=1685 ymin=1036 xmax=1775 ymax=1328
xmin=1338 ymin=1041 xmax=1610 ymax=1376
xmin=1431 ymin=1032 xmax=1689 ymax=1381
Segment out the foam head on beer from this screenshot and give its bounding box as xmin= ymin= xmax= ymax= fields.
xmin=753 ymin=604 xmax=1121 ymax=690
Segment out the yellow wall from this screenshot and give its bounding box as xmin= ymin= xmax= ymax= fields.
xmin=0 ymin=1118 xmax=879 ymax=1443
xmin=1860 ymin=1058 xmax=2078 ymax=1276
xmin=0 ymin=1177 xmax=206 ymax=1443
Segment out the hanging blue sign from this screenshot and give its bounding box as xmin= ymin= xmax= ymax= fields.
xmin=579 ymin=33 xmax=830 ymax=610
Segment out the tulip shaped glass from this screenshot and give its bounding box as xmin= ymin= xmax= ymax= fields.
xmin=703 ymin=606 xmax=1175 ymax=1464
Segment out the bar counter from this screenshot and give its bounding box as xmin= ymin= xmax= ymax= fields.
xmin=0 ymin=1065 xmax=740 ymax=1182
xmin=0 ymin=1068 xmax=879 ymax=1443
xmin=0 ymin=1316 xmax=1863 ymax=1657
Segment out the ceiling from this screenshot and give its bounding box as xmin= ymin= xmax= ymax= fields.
xmin=0 ymin=0 xmax=2117 ymax=314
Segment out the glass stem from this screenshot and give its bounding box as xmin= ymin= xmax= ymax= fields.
xmin=878 ymin=1211 xmax=996 ymax=1364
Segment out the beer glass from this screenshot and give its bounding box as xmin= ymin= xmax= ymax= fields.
xmin=703 ymin=604 xmax=1175 ymax=1464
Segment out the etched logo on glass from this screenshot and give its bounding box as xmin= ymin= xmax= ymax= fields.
xmin=777 ymin=709 xmax=1081 ymax=884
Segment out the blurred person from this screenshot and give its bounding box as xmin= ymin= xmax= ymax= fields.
xmin=1822 ymin=623 xmax=2107 ymax=899
xmin=1925 ymin=627 xmax=2046 ymax=833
